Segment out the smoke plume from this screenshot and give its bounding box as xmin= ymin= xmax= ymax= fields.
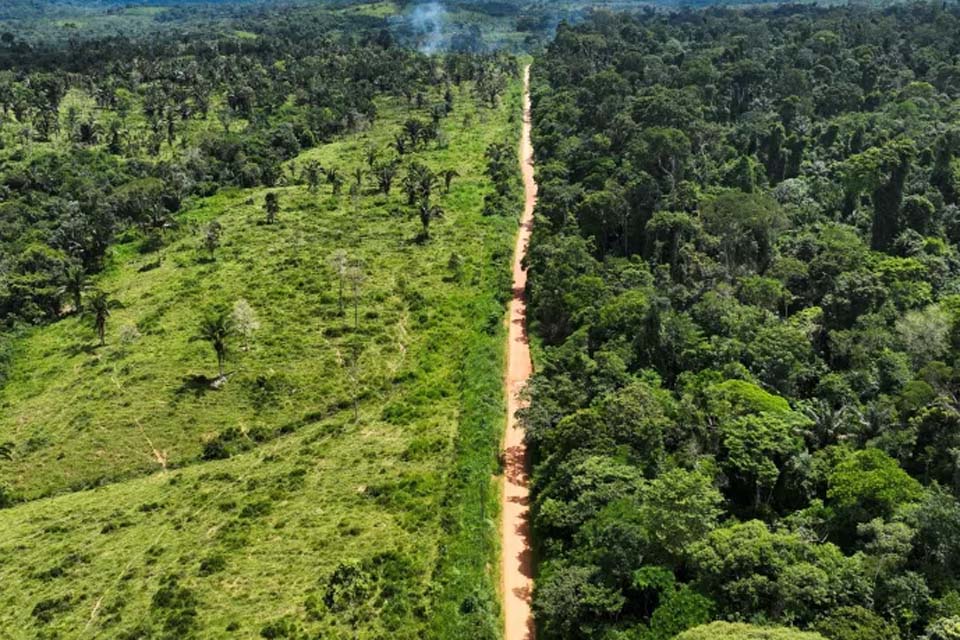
xmin=409 ymin=1 xmax=447 ymax=54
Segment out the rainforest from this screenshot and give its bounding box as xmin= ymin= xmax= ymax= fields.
xmin=2 ymin=2 xmax=960 ymax=640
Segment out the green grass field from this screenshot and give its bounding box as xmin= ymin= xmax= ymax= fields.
xmin=0 ymin=76 xmax=522 ymax=638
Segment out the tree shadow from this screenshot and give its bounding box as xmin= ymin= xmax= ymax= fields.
xmin=138 ymin=258 xmax=162 ymax=273
xmin=64 ymin=341 xmax=99 ymax=357
xmin=174 ymin=374 xmax=215 ymax=399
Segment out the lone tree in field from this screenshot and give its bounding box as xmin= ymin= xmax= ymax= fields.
xmin=417 ymin=199 xmax=444 ymax=239
xmin=403 ymin=118 xmax=426 ymax=148
xmin=402 ymin=162 xmax=443 ymax=239
xmin=440 ymin=168 xmax=459 ymax=193
xmin=329 ymin=249 xmax=349 ymax=315
xmin=326 ymin=167 xmax=345 ymax=195
xmin=365 ymin=145 xmax=379 ymax=169
xmin=393 ymin=133 xmax=407 ymax=156
xmin=203 ymin=221 xmax=222 ymax=258
xmin=89 ymin=290 xmax=110 ymax=346
xmin=374 ymin=160 xmax=398 ymax=195
xmin=60 ymin=262 xmax=88 ymax=313
xmin=198 ymin=310 xmax=234 ymax=378
xmin=403 ymin=162 xmax=437 ymax=205
xmin=303 ymin=160 xmax=322 ymax=192
xmin=231 ymin=299 xmax=260 ymax=351
xmin=346 ymin=265 xmax=366 ymax=330
xmin=264 ymin=192 xmax=280 ymax=224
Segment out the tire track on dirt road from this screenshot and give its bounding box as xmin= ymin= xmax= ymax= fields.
xmin=502 ymin=63 xmax=536 ymax=640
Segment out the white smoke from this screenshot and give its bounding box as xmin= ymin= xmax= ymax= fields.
xmin=409 ymin=1 xmax=447 ymax=54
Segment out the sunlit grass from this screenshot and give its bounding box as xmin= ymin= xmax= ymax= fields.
xmin=0 ymin=76 xmax=523 ymax=638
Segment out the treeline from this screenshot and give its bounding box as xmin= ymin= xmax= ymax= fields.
xmin=525 ymin=4 xmax=960 ymax=640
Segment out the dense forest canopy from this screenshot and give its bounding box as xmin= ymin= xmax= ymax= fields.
xmin=525 ymin=3 xmax=960 ymax=639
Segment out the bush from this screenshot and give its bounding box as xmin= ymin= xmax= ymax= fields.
xmin=260 ymin=617 xmax=307 ymax=639
xmin=814 ymin=606 xmax=900 ymax=640
xmin=31 ymin=595 xmax=73 ymax=623
xmin=676 ymin=622 xmax=828 ymax=640
xmin=925 ymin=617 xmax=960 ymax=640
xmin=0 ymin=483 xmax=15 ymax=509
xmin=198 ymin=554 xmax=227 ymax=576
xmin=200 ymin=426 xmax=270 ymax=461
xmin=150 ymin=574 xmax=198 ymax=636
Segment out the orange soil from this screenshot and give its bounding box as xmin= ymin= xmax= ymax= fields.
xmin=502 ymin=64 xmax=536 ymax=640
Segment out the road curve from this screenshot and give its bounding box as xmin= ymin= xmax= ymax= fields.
xmin=502 ymin=63 xmax=536 ymax=640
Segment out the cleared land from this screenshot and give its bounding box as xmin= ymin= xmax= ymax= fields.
xmin=0 ymin=77 xmax=521 ymax=638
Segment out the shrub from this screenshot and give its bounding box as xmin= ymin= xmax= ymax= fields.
xmin=676 ymin=622 xmax=827 ymax=640
xmin=0 ymin=483 xmax=15 ymax=509
xmin=150 ymin=574 xmax=198 ymax=636
xmin=198 ymin=554 xmax=227 ymax=576
xmin=31 ymin=595 xmax=73 ymax=623
xmin=814 ymin=606 xmax=900 ymax=640
xmin=260 ymin=617 xmax=307 ymax=639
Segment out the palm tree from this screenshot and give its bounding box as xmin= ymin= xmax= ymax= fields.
xmin=107 ymin=120 xmax=126 ymax=154
xmin=365 ymin=145 xmax=379 ymax=169
xmin=60 ymin=262 xmax=88 ymax=313
xmin=145 ymin=204 xmax=175 ymax=232
xmin=402 ymin=162 xmax=436 ymax=205
xmin=0 ymin=441 xmax=14 ymax=461
xmin=326 ymin=167 xmax=344 ymax=196
xmin=444 ymin=86 xmax=454 ymax=112
xmin=393 ymin=133 xmax=407 ymax=156
xmin=799 ymin=399 xmax=866 ymax=448
xmin=198 ymin=310 xmax=234 ymax=378
xmin=264 ymin=192 xmax=280 ymax=224
xmin=89 ymin=290 xmax=110 ymax=346
xmin=352 ymin=167 xmax=365 ymax=190
xmin=417 ymin=200 xmax=444 ymax=239
xmin=431 ymin=104 xmax=446 ymax=126
xmin=440 ymin=168 xmax=459 ymax=193
xmin=302 ymin=160 xmax=322 ymax=192
xmin=403 ymin=118 xmax=424 ymax=148
xmin=416 ymin=165 xmax=439 ymax=201
xmin=374 ymin=161 xmax=398 ymax=195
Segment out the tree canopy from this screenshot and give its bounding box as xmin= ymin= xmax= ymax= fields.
xmin=526 ymin=4 xmax=960 ymax=639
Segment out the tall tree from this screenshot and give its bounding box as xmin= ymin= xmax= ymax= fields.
xmin=303 ymin=160 xmax=322 ymax=193
xmin=88 ymin=290 xmax=110 ymax=346
xmin=264 ymin=192 xmax=280 ymax=224
xmin=197 ymin=310 xmax=234 ymax=378
xmin=329 ymin=250 xmax=349 ymax=316
xmin=60 ymin=262 xmax=87 ymax=313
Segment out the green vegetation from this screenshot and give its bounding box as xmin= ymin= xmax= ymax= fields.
xmin=676 ymin=622 xmax=827 ymax=640
xmin=0 ymin=82 xmax=520 ymax=638
xmin=526 ymin=4 xmax=960 ymax=640
xmin=0 ymin=5 xmax=524 ymax=636
xmin=12 ymin=0 xmax=960 ymax=638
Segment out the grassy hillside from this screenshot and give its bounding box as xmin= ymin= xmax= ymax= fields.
xmin=0 ymin=76 xmax=521 ymax=638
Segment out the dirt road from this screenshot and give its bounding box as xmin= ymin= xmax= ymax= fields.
xmin=502 ymin=63 xmax=536 ymax=640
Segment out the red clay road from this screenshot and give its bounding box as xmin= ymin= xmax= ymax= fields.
xmin=502 ymin=63 xmax=536 ymax=640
